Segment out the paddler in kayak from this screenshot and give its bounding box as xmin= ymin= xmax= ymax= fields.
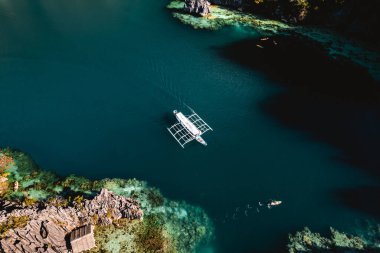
xmin=267 ymin=200 xmax=282 ymax=208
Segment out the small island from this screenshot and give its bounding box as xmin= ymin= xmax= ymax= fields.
xmin=0 ymin=149 xmax=212 ymax=253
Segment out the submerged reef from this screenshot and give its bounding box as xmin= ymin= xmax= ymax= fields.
xmin=0 ymin=148 xmax=212 ymax=253
xmin=287 ymin=226 xmax=380 ymax=253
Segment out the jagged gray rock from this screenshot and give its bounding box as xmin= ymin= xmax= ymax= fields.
xmin=184 ymin=0 xmax=211 ymax=16
xmin=85 ymin=188 xmax=143 ymax=225
xmin=0 ymin=189 xmax=143 ymax=253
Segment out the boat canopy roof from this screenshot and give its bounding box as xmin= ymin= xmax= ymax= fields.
xmin=176 ymin=112 xmax=201 ymax=136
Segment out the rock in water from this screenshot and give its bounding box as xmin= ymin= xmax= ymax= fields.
xmin=184 ymin=0 xmax=211 ymax=16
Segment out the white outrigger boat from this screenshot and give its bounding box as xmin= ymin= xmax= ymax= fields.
xmin=167 ymin=110 xmax=213 ymax=148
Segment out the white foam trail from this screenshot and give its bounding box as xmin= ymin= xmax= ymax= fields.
xmin=146 ymin=58 xmax=186 ymax=106
xmin=223 ymin=199 xmax=282 ymax=222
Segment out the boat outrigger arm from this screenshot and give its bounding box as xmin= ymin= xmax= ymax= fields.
xmin=167 ymin=110 xmax=213 ymax=148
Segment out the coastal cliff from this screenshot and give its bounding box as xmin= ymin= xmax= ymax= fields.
xmin=0 ymin=189 xmax=143 ymax=252
xmin=0 ymin=149 xmax=212 ymax=253
xmin=168 ymin=0 xmax=379 ymax=80
xmin=180 ymin=0 xmax=380 ymax=44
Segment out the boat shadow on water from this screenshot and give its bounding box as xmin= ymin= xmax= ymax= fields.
xmin=216 ymin=34 xmax=380 ymax=216
xmin=162 ymin=111 xmax=177 ymax=126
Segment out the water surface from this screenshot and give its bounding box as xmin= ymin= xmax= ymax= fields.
xmin=0 ymin=0 xmax=379 ymax=252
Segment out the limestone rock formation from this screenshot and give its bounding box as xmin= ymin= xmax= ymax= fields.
xmin=0 ymin=189 xmax=143 ymax=253
xmin=84 ymin=188 xmax=143 ymax=225
xmin=184 ymin=0 xmax=211 ymax=16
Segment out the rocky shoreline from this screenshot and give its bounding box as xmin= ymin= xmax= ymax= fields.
xmin=180 ymin=0 xmax=380 ymax=44
xmin=0 ymin=189 xmax=143 ymax=252
xmin=167 ymin=0 xmax=379 ymax=81
xmin=0 ymin=149 xmax=213 ymax=253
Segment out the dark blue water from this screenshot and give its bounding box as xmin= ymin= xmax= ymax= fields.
xmin=1 ymin=0 xmax=379 ymax=252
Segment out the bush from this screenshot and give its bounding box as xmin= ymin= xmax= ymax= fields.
xmin=0 ymin=216 xmax=30 ymax=238
xmin=288 ymin=227 xmax=369 ymax=253
xmin=147 ymin=189 xmax=165 ymax=207
xmin=135 ymin=214 xmax=175 ymax=253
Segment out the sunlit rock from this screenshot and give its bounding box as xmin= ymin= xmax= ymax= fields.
xmin=184 ymin=0 xmax=211 ymax=16
xmin=168 ymin=0 xmax=291 ymax=32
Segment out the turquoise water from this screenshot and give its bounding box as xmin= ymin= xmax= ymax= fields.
xmin=0 ymin=0 xmax=379 ymax=252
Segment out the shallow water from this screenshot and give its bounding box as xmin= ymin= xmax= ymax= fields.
xmin=0 ymin=0 xmax=379 ymax=252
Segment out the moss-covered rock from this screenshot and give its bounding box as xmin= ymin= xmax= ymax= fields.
xmin=0 ymin=216 xmax=30 ymax=238
xmin=331 ymin=227 xmax=366 ymax=250
xmin=287 ymin=226 xmax=374 ymax=253
xmin=288 ymin=227 xmax=331 ymax=253
xmin=135 ymin=214 xmax=176 ymax=253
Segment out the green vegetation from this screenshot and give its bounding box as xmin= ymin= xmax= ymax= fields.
xmin=249 ymin=0 xmax=348 ymax=23
xmin=147 ymin=188 xmax=165 ymax=207
xmin=61 ymin=175 xmax=95 ymax=193
xmin=0 ymin=216 xmax=30 ymax=238
xmin=91 ymin=215 xmax=178 ymax=253
xmin=23 ymin=197 xmax=37 ymax=206
xmin=135 ymin=214 xmax=176 ymax=253
xmin=47 ymin=196 xmax=69 ymax=208
xmin=231 ymin=0 xmax=380 ymax=42
xmin=73 ymin=195 xmax=84 ymax=205
xmin=288 ymin=227 xmax=369 ymax=253
xmin=91 ymin=220 xmax=140 ymax=253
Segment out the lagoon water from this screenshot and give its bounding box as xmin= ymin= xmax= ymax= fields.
xmin=0 ymin=0 xmax=379 ymax=252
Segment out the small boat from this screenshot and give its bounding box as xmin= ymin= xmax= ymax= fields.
xmin=267 ymin=200 xmax=282 ymax=208
xmin=168 ymin=109 xmax=213 ymax=148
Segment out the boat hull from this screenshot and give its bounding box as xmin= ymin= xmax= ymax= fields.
xmin=195 ymin=136 xmax=207 ymax=146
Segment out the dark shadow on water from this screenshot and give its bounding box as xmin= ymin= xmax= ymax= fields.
xmin=216 ymin=34 xmax=380 ymax=179
xmin=334 ymin=186 xmax=380 ymax=219
xmin=243 ymin=249 xmax=286 ymax=253
xmin=162 ymin=112 xmax=176 ymax=125
xmin=217 ymin=35 xmax=380 ymax=251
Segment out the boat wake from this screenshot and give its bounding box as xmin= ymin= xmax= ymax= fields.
xmin=146 ymin=58 xmax=187 ymax=107
xmin=222 ymin=199 xmax=282 ymax=223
